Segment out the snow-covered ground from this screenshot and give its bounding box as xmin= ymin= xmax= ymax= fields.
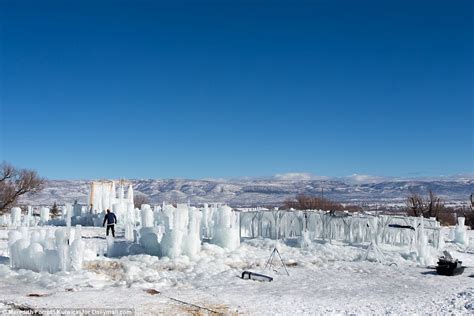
xmin=0 ymin=226 xmax=472 ymax=315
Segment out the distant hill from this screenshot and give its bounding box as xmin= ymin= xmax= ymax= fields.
xmin=20 ymin=178 xmax=474 ymax=207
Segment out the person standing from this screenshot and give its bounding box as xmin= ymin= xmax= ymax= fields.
xmin=102 ymin=209 xmax=117 ymax=237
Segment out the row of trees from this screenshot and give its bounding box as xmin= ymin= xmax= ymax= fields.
xmin=282 ymin=190 xmax=473 ymax=228
xmin=406 ymin=190 xmax=444 ymax=218
xmin=282 ymin=194 xmax=362 ymax=212
xmin=406 ymin=190 xmax=474 ymax=228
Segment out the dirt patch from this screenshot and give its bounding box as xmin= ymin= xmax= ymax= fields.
xmin=177 ymin=303 xmax=235 ymax=316
xmin=145 ymin=289 xmax=161 ymax=295
xmin=27 ymin=293 xmax=50 ymax=297
xmin=156 ymin=294 xmax=237 ymax=315
xmin=206 ymin=304 xmax=237 ymax=314
xmin=83 ymin=260 xmax=125 ymax=281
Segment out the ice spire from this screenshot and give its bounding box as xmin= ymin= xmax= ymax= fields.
xmin=110 ymin=181 xmax=117 ymax=209
xmin=119 ymin=183 xmax=125 ymax=200
xmin=127 ymin=184 xmax=134 ymax=203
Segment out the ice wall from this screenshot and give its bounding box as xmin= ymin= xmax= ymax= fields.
xmin=8 ymin=226 xmax=85 ymax=273
xmin=89 ymin=181 xmax=134 ymax=215
xmin=211 ymin=205 xmax=240 ymax=250
xmin=239 ymin=210 xmax=441 ymax=249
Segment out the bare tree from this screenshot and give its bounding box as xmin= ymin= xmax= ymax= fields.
xmin=464 ymin=193 xmax=474 ymax=228
xmin=406 ymin=192 xmax=424 ymax=217
xmin=51 ymin=202 xmax=60 ymax=217
xmin=406 ymin=189 xmax=444 ymax=219
xmin=0 ymin=162 xmax=44 ymax=214
xmin=134 ymin=193 xmax=150 ymax=209
xmin=426 ymin=190 xmax=443 ymax=218
xmin=283 ymin=194 xmax=361 ymax=212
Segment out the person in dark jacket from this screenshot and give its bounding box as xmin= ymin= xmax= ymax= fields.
xmin=102 ymin=209 xmax=117 ymax=237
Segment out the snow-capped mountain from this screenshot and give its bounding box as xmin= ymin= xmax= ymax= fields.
xmin=20 ymin=178 xmax=474 ymax=207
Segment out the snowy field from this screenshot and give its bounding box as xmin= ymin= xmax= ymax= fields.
xmin=0 ymin=226 xmax=473 ymax=315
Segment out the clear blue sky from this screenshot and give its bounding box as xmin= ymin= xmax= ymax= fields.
xmin=0 ymin=0 xmax=472 ymax=180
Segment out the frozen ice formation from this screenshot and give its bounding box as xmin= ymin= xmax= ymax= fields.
xmin=89 ymin=181 xmax=134 ymax=218
xmin=240 ymin=210 xmax=441 ymax=248
xmin=159 ymin=204 xmax=203 ymax=258
xmin=211 ymin=205 xmax=240 ymax=251
xmin=1 ymin=207 xmax=40 ymax=227
xmin=133 ymin=203 xmax=239 ymax=258
xmin=11 ymin=207 xmax=22 ymax=226
xmin=454 ymin=217 xmax=469 ymax=246
xmin=140 ymin=204 xmax=154 ymax=228
xmin=2 ymin=185 xmax=447 ymax=271
xmin=8 ymin=226 xmax=85 ymax=273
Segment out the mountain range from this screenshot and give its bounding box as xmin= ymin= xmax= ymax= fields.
xmin=20 ymin=177 xmax=474 ymax=208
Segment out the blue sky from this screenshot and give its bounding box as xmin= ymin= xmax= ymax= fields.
xmin=0 ymin=0 xmax=472 ymax=180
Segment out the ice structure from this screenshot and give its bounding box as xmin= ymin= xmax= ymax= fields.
xmin=0 ymin=207 xmax=37 ymax=227
xmin=159 ymin=204 xmax=186 ymax=258
xmin=22 ymin=206 xmax=32 ymax=227
xmin=8 ymin=226 xmax=85 ymax=273
xmin=40 ymin=207 xmax=50 ymax=224
xmin=106 ymin=203 xmax=205 ymax=259
xmin=124 ymin=202 xmax=136 ymax=241
xmin=454 ymin=217 xmax=469 ymax=246
xmin=115 ymin=203 xmax=210 ymax=258
xmin=70 ymin=225 xmax=85 ymax=271
xmin=0 ymin=214 xmax=11 ymax=226
xmin=183 ymin=206 xmax=202 ymax=256
xmin=200 ymin=203 xmax=214 ymax=239
xmin=39 ymin=181 xmax=135 ymax=228
xmin=105 ymin=203 xmax=165 ymax=258
xmin=89 ymin=181 xmax=115 ymax=213
xmin=1 ymin=206 xmax=36 ymax=227
xmin=7 ymin=198 xmax=444 ymax=265
xmin=89 ymin=181 xmax=134 ymax=217
xmin=239 ymin=210 xmax=441 ymax=250
xmin=415 ymin=217 xmax=435 ymax=266
xmin=104 ymin=202 xmax=240 ymax=258
xmin=136 ymin=204 xmax=161 ymax=256
xmin=239 ymin=210 xmax=439 ymax=265
xmin=141 ymin=204 xmax=154 ymax=227
xmin=65 ymin=203 xmax=73 ymax=227
xmin=211 ymin=205 xmax=240 ymax=251
xmin=11 ymin=207 xmax=22 ymax=226
xmin=73 ymin=200 xmax=82 ymax=217
xmin=159 ymin=204 xmax=203 ymax=258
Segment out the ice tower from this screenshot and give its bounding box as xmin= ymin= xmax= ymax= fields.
xmin=89 ymin=180 xmax=135 ymax=222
